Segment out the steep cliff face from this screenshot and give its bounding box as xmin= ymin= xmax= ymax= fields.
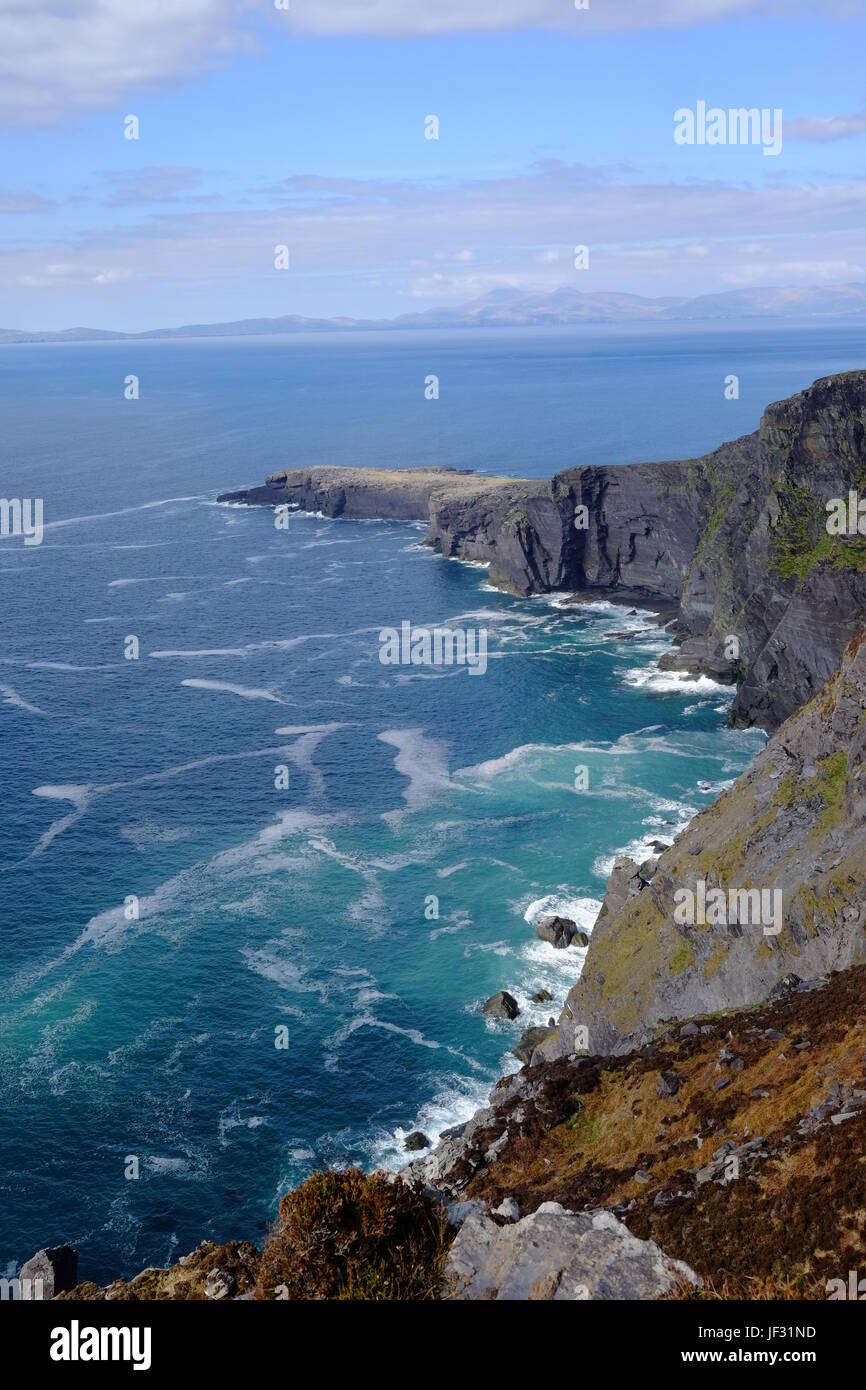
xmin=218 ymin=370 xmax=866 ymax=730
xmin=667 ymin=372 xmax=866 ymax=728
xmin=536 ymin=628 xmax=866 ymax=1060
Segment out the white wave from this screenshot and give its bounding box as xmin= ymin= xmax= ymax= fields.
xmin=146 ymin=1156 xmax=193 ymax=1176
xmin=274 ymin=722 xmax=345 ymax=736
xmin=41 ymin=495 xmax=206 ymax=533
xmin=437 ymin=862 xmax=469 ymax=878
xmin=394 ymin=668 xmax=466 ymax=683
xmin=181 ymin=678 xmax=287 ymax=704
xmin=149 ymin=628 xmax=371 ymax=659
xmin=270 ymin=724 xmax=346 ymax=799
xmin=430 ymin=908 xmax=472 ymax=941
xmin=378 ymin=728 xmax=455 ymax=820
xmin=323 ymin=1014 xmax=442 ymax=1077
xmin=108 ymin=577 xmax=162 ymax=588
xmin=592 ymin=814 xmax=693 ymax=877
xmin=0 ymin=684 xmax=47 ymax=716
xmin=622 ymin=665 xmax=731 ymax=696
xmin=374 ymin=1070 xmax=502 ymax=1174
xmin=0 ymin=658 xmax=115 ymax=672
xmin=518 ymin=936 xmax=588 ymax=981
xmin=58 ymin=806 xmax=344 ymax=963
xmin=28 ymin=783 xmax=95 ymax=854
xmin=218 ymin=1101 xmax=268 ymax=1148
xmin=18 ymin=744 xmax=337 ymax=865
xmin=218 ymin=890 xmax=270 ymax=915
xmin=455 ymin=740 xmax=582 ymax=781
xmin=523 ymin=894 xmax=601 ymax=934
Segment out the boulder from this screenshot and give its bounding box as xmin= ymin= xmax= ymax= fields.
xmin=203 ymin=1268 xmax=235 ymax=1300
xmin=535 ymin=915 xmax=580 ymax=949
xmin=483 ymin=991 xmax=520 ymax=1020
xmin=531 ymin=989 xmax=553 ymax=1003
xmin=657 ymin=1070 xmax=681 ymax=1098
xmin=493 ymin=1198 xmax=520 ymax=1222
xmin=443 ymin=1203 xmax=699 ymax=1300
xmin=19 ymin=1245 xmax=78 ymax=1299
xmin=512 ymin=1026 xmax=555 ymax=1065
xmin=404 ymin=1131 xmax=430 ymax=1152
xmin=445 ymin=1200 xmax=486 ymax=1228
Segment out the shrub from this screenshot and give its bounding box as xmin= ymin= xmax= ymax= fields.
xmin=255 ymin=1168 xmax=450 ymax=1300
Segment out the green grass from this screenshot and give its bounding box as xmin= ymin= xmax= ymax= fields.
xmin=772 ymin=484 xmax=866 ymax=580
xmin=671 ymin=941 xmax=696 ymax=976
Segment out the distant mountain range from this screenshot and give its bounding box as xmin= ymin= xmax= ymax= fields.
xmin=4 ymin=283 xmax=866 ymax=344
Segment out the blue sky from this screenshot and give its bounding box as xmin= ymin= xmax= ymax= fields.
xmin=1 ymin=1 xmax=866 ymax=330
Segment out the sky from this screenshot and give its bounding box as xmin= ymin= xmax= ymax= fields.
xmin=1 ymin=0 xmax=866 ymax=330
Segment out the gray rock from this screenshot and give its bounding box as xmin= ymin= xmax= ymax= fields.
xmin=444 ymin=1203 xmax=700 ymax=1300
xmin=770 ymin=973 xmax=803 ymax=998
xmin=657 ymin=1070 xmax=681 ymax=1098
xmin=483 ymin=991 xmax=520 ymax=1020
xmin=404 ymin=1131 xmax=431 ymax=1152
xmin=439 ymin=1122 xmax=467 ymax=1141
xmin=492 ymin=1198 xmax=521 ymax=1221
xmin=445 ymin=1200 xmax=486 ymax=1228
xmin=532 ymin=989 xmax=553 ymax=1003
xmin=535 ymin=915 xmax=580 ymax=950
xmin=512 ymin=1026 xmax=556 ymax=1065
xmin=18 ymin=1245 xmax=78 ymax=1299
xmin=204 ymin=1269 xmax=235 ymax=1300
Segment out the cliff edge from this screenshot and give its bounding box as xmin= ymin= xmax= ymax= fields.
xmin=220 ymin=371 xmax=866 ymax=731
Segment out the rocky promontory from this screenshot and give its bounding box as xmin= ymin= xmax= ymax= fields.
xmin=220 ymin=370 xmax=866 ymax=731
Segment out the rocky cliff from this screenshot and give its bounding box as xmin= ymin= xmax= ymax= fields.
xmin=536 ymin=627 xmax=866 ymax=1060
xmin=220 ymin=371 xmax=866 ymax=732
xmin=404 ymin=960 xmax=866 ymax=1298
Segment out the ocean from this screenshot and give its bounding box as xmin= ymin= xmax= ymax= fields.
xmin=0 ymin=321 xmax=862 ymax=1283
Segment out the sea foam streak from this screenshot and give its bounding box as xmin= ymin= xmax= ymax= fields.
xmin=181 ymin=678 xmax=287 ymax=703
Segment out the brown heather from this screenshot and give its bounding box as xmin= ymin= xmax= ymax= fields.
xmin=255 ymin=1169 xmax=450 ymax=1301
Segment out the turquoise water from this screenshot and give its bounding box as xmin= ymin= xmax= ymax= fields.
xmin=1 ymin=323 xmax=861 ymax=1283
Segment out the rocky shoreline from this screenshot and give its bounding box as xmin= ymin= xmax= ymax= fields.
xmin=219 ymin=370 xmax=866 ymax=732
xmin=17 ymin=371 xmax=866 ymax=1300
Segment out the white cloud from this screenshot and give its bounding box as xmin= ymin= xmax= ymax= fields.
xmin=283 ymin=0 xmax=860 ymax=37
xmin=0 ymin=0 xmax=863 ymax=128
xmin=4 ymin=162 xmax=866 ymax=325
xmin=284 ymin=0 xmax=866 ymax=36
xmin=103 ymin=166 xmax=207 ymax=206
xmin=0 ymin=0 xmax=255 ymax=127
xmin=17 ymin=261 xmax=134 ymax=287
xmin=0 ymin=188 xmax=55 ymax=213
xmin=788 ymin=108 xmax=866 ymax=142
